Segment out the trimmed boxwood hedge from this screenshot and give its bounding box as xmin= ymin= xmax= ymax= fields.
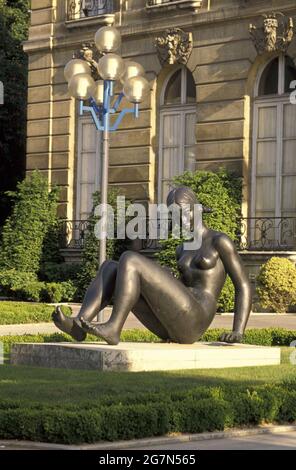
xmin=0 ymin=382 xmax=295 ymax=444
xmin=1 ymin=327 xmax=295 ymax=356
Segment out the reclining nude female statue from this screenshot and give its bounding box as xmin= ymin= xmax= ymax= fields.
xmin=53 ymin=187 xmax=252 ymax=345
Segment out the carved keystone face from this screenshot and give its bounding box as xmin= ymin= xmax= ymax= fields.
xmin=264 ymin=18 xmax=278 ymax=34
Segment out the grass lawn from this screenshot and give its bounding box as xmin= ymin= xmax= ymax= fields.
xmin=0 ymin=347 xmax=295 ymax=443
xmin=0 ymin=302 xmax=70 ymax=325
xmin=0 ymin=348 xmax=294 ymax=408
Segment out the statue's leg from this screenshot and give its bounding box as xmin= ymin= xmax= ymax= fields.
xmin=77 ymin=260 xmax=118 ymax=322
xmin=132 ymin=296 xmax=171 ymax=341
xmin=80 ymin=252 xmax=207 ymax=345
xmin=52 ymin=260 xmax=118 ymax=341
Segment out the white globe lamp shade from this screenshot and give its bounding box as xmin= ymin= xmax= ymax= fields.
xmin=93 ymin=80 xmax=105 ymax=105
xmin=68 ymin=73 xmax=96 ymax=100
xmin=123 ymin=76 xmax=150 ymax=104
xmin=98 ymin=53 xmax=126 ymax=81
xmin=120 ymin=61 xmax=145 ymax=85
xmin=64 ymin=59 xmax=91 ymax=83
xmin=95 ymin=26 xmax=121 ymax=53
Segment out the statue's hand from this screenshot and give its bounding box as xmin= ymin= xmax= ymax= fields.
xmin=220 ymin=331 xmax=243 ymax=344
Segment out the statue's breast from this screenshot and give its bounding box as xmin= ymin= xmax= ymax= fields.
xmin=177 ymin=247 xmax=219 ymax=275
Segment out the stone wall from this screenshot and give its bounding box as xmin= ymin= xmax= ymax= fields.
xmin=24 ymin=0 xmax=296 ymax=218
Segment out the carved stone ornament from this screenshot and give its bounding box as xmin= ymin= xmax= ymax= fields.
xmin=74 ymin=43 xmax=101 ymax=80
xmin=155 ymin=28 xmax=193 ymax=66
xmin=249 ymin=12 xmax=294 ymax=55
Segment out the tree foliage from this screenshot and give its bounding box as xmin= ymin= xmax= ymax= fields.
xmin=0 ymin=171 xmax=60 ymax=274
xmin=0 ymin=0 xmax=30 ymax=225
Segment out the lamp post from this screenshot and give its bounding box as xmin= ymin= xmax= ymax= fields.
xmin=64 ymin=26 xmax=150 ymax=267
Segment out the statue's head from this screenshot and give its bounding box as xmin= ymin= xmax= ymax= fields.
xmin=166 ymin=186 xmax=212 ymax=235
xmin=166 ymin=186 xmax=212 ymax=214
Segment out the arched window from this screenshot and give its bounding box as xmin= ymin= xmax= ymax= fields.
xmin=252 ymin=55 xmax=296 ymax=247
xmin=158 ymin=67 xmax=197 ymax=202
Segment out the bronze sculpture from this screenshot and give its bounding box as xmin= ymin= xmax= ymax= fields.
xmin=53 ymin=187 xmax=252 ymax=345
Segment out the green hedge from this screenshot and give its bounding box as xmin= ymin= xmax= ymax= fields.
xmin=1 ymin=327 xmax=295 ymax=354
xmin=0 ymin=271 xmax=77 ymax=303
xmin=0 ymin=303 xmax=71 ymax=326
xmin=0 ymin=381 xmax=295 ymax=443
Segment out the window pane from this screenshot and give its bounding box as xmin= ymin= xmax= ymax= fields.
xmin=162 ymin=148 xmax=180 ymax=179
xmin=283 ymin=140 xmax=296 ymax=173
xmin=185 ymin=113 xmax=196 ymax=145
xmin=80 ymin=183 xmax=95 ymax=216
xmin=164 ymin=70 xmax=182 ymax=105
xmin=185 ymin=146 xmax=196 ymax=171
xmin=162 ymin=181 xmax=174 ymax=203
xmin=282 ymin=176 xmax=296 ymax=211
xmin=284 ymin=56 xmax=296 ymax=93
xmin=81 ymin=123 xmax=96 ymax=152
xmin=163 ymin=114 xmax=180 ymax=146
xmin=284 ymin=103 xmax=296 ymax=138
xmin=256 ymin=141 xmax=277 ymax=176
xmin=255 ymin=176 xmax=276 ymax=211
xmin=186 ymin=70 xmax=196 ymax=103
xmin=258 ymin=106 xmax=277 ymax=138
xmin=258 ymin=58 xmax=279 ymax=96
xmin=81 ymin=152 xmax=96 ymax=182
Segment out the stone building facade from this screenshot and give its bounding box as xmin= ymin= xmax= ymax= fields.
xmin=24 ymin=0 xmax=296 ymax=272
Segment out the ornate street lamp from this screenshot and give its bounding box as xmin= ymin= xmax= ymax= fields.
xmin=64 ymin=26 xmax=150 ymax=267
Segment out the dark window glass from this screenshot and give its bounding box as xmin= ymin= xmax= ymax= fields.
xmin=164 ymin=69 xmax=182 ymax=105
xmin=284 ymin=56 xmax=296 ymax=93
xmin=186 ymin=70 xmax=196 ymax=103
xmin=259 ymin=58 xmax=279 ymax=96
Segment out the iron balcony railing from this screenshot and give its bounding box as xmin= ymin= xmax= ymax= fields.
xmin=146 ymin=0 xmax=203 ymax=9
xmin=67 ymin=0 xmax=114 ymax=21
xmin=58 ymin=217 xmax=296 ymax=252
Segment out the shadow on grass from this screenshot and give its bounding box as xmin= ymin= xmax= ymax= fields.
xmin=0 ymin=347 xmax=295 ymax=408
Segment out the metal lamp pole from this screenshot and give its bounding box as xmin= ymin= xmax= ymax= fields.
xmin=79 ymin=81 xmax=141 ymax=265
xmin=66 ymin=26 xmax=149 ymax=268
xmin=100 ymin=80 xmax=111 ymax=266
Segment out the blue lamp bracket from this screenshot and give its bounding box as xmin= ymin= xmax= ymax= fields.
xmin=79 ymin=79 xmax=140 ymax=132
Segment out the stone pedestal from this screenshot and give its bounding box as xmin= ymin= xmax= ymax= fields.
xmin=11 ymin=342 xmax=281 ymax=372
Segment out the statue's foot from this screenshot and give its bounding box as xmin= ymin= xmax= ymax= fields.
xmin=80 ymin=318 xmax=120 ymax=346
xmin=52 ymin=306 xmax=86 ymax=342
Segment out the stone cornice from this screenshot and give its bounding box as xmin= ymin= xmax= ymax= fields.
xmin=23 ymin=1 xmax=296 ymax=53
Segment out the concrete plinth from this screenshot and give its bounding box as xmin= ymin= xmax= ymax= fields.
xmin=10 ymin=342 xmax=281 ymax=372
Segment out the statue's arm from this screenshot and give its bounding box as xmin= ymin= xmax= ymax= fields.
xmin=215 ymin=234 xmax=252 ymax=342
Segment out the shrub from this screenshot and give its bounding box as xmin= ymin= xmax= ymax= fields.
xmin=0 ymin=270 xmax=37 ymax=297
xmin=173 ymin=168 xmax=242 ymax=239
xmin=217 ymin=276 xmax=235 ymax=313
xmin=257 ymin=257 xmax=296 ymax=313
xmin=0 ymin=269 xmax=77 ymax=303
xmin=41 ymin=281 xmax=77 ymax=303
xmin=11 ymin=281 xmax=45 ymax=303
xmin=157 ymin=169 xmax=242 ymax=312
xmin=40 ymin=262 xmax=81 ymax=283
xmin=0 ymin=171 xmax=60 ymax=275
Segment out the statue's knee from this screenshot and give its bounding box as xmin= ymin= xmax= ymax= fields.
xmin=120 ymin=250 xmax=141 ymax=265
